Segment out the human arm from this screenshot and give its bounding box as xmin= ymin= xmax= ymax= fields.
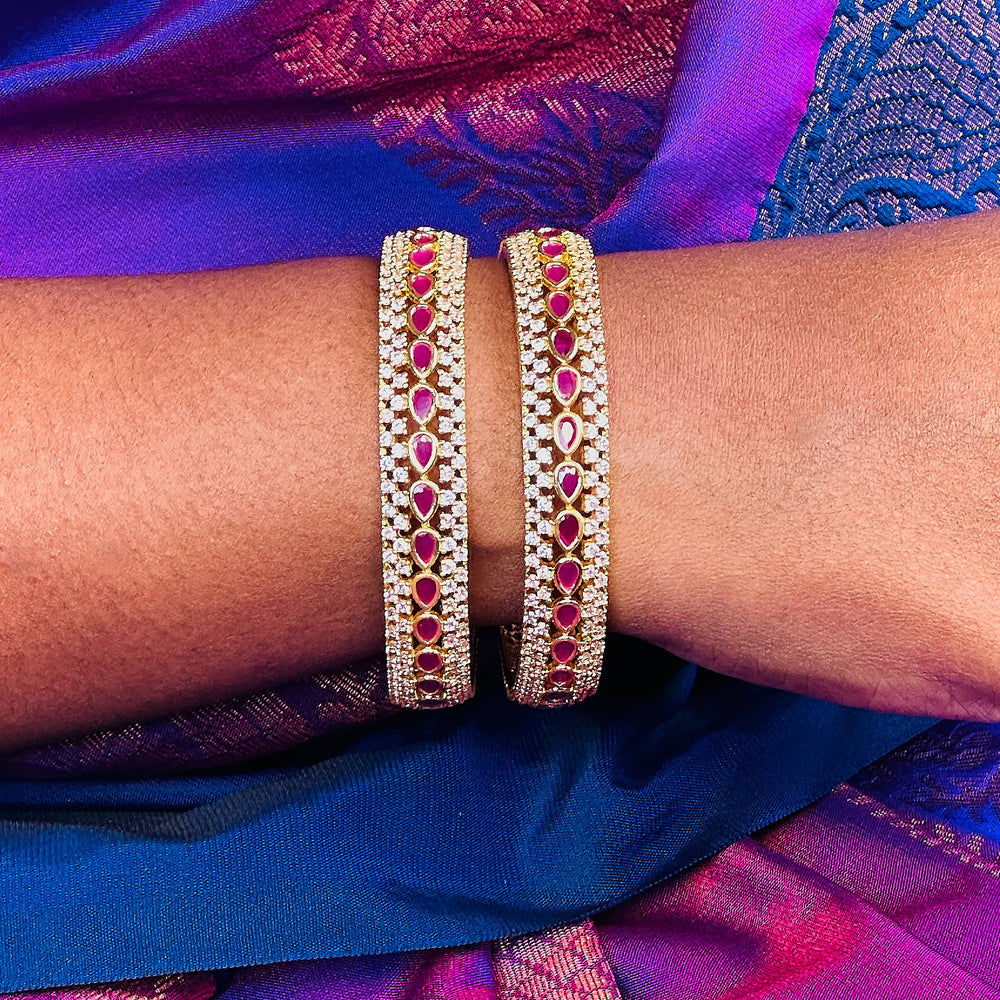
xmin=0 ymin=211 xmax=997 ymax=750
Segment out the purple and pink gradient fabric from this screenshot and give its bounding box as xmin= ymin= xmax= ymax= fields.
xmin=2 ymin=0 xmax=1000 ymax=996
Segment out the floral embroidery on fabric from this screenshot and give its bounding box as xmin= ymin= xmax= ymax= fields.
xmin=274 ymin=0 xmax=690 ymax=233
xmin=851 ymin=720 xmax=1000 ymax=827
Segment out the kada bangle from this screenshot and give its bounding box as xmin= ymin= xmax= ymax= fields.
xmin=500 ymin=227 xmax=611 ymax=706
xmin=378 ymin=227 xmax=473 ymax=708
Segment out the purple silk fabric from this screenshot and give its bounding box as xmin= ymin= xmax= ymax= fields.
xmin=588 ymin=0 xmax=835 ymax=251
xmin=0 ymin=0 xmax=829 ymax=274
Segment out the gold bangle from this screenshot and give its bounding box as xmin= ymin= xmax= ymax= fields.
xmin=500 ymin=227 xmax=610 ymax=706
xmin=378 ymin=227 xmax=474 ymax=708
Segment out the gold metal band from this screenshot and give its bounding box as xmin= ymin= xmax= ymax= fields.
xmin=500 ymin=227 xmax=610 ymax=706
xmin=378 ymin=227 xmax=473 ymax=708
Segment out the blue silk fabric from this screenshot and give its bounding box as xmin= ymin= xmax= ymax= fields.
xmin=0 ymin=638 xmax=932 ymax=990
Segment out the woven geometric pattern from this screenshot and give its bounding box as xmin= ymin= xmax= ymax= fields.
xmin=492 ymin=919 xmax=622 ymax=1000
xmin=754 ymin=0 xmax=1000 ymax=238
xmin=1 ymin=974 xmax=218 ymax=1000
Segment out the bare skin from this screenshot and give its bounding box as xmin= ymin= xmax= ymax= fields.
xmin=0 ymin=210 xmax=997 ymax=751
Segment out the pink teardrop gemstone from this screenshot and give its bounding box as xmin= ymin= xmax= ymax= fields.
xmin=416 ymin=648 xmax=443 ymax=674
xmin=411 ymin=386 xmax=436 ymax=423
xmin=555 ymin=463 xmax=582 ymax=503
xmin=551 ymin=328 xmax=576 ymax=359
xmin=544 ymin=261 xmax=569 ymax=285
xmin=412 ymin=529 xmax=438 ymax=567
xmin=410 ymin=482 xmax=438 ymax=520
xmin=409 ymin=272 xmax=434 ymax=296
xmin=413 ymin=574 xmax=441 ymax=609
xmin=553 ymin=601 xmax=581 ymax=630
xmin=413 ymin=614 xmax=442 ymax=644
xmin=547 ymin=291 xmax=573 ymax=319
xmin=557 ymin=511 xmax=581 ymax=549
xmin=417 ymin=677 xmax=444 ymax=696
xmin=409 ymin=247 xmax=435 ymax=268
xmin=554 ymin=414 xmax=582 ymax=453
xmin=551 ymin=637 xmax=578 ymax=663
xmin=410 ymin=340 xmax=435 ymax=374
xmin=409 ymin=303 xmax=434 ymax=333
xmin=411 ymin=232 xmax=435 ymax=244
xmin=410 ymin=432 xmax=436 ymax=472
xmin=553 ymin=367 xmax=579 ymax=405
xmin=541 ymin=240 xmax=566 ymax=257
xmin=548 ymin=667 xmax=576 ymax=687
xmin=555 ymin=559 xmax=582 ymax=595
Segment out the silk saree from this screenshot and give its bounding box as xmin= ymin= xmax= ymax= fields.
xmin=1 ymin=0 xmax=999 ymax=996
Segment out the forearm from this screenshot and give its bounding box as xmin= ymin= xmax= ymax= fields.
xmin=1 ymin=213 xmax=999 ymax=751
xmin=608 ymin=209 xmax=1000 ymax=720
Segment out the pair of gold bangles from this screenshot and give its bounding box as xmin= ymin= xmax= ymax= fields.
xmin=378 ymin=226 xmax=609 ymax=709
